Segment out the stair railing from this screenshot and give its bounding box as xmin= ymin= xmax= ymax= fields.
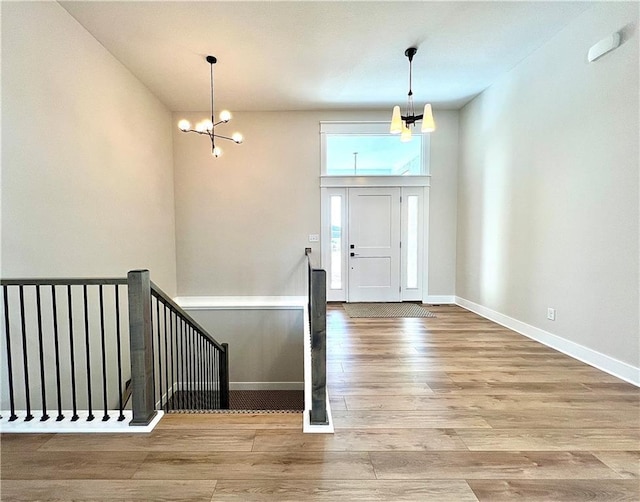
xmin=1 ymin=269 xmax=229 ymax=427
xmin=1 ymin=278 xmax=128 ymax=423
xmin=148 ymin=272 xmax=229 ymax=414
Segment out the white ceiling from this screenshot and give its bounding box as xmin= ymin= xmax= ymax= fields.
xmin=60 ymin=1 xmax=592 ymax=112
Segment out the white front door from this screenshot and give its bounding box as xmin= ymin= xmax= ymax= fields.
xmin=348 ymin=188 xmax=401 ymax=302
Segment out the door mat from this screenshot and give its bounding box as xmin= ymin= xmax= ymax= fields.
xmin=343 ymin=302 xmax=436 ymax=318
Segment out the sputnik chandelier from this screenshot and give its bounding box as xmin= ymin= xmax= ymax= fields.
xmin=390 ymin=47 xmax=435 ymax=142
xmin=177 ymin=55 xmax=243 ymax=157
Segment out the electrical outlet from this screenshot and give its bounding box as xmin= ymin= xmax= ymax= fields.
xmin=308 ymin=234 xmax=319 ymax=242
xmin=547 ymin=308 xmax=556 ymax=321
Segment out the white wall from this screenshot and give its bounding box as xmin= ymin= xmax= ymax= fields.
xmin=185 ymin=308 xmax=304 ymax=388
xmin=457 ymin=3 xmax=639 ymax=368
xmin=428 ymin=110 xmax=458 ymax=297
xmin=173 ymin=110 xmax=458 ymax=298
xmin=1 ymin=2 xmax=177 ymax=293
xmin=173 ymin=111 xmax=318 ymax=297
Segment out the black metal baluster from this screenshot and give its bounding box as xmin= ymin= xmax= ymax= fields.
xmin=115 ymin=286 xmax=125 ymax=421
xmin=164 ymin=305 xmax=169 ymax=410
xmin=3 ymin=285 xmax=18 ymax=421
xmin=213 ymin=347 xmax=222 ymax=409
xmin=170 ymin=314 xmax=176 ymax=411
xmin=183 ymin=323 xmax=188 ymax=409
xmin=179 ymin=317 xmax=185 ymax=410
xmin=211 ymin=345 xmax=220 ymax=409
xmin=99 ymin=285 xmax=109 ymax=421
xmin=35 ymin=285 xmax=49 ymax=421
xmin=214 ymin=343 xmax=216 ymax=409
xmin=188 ymin=325 xmax=194 ymax=409
xmin=192 ymin=327 xmax=198 ymax=409
xmin=170 ymin=310 xmax=175 ymax=410
xmin=203 ymin=337 xmax=207 ymax=410
xmin=183 ymin=323 xmax=189 ymax=409
xmin=215 ymin=345 xmax=218 ymax=408
xmin=216 ymin=346 xmax=220 ymax=408
xmin=152 ymin=295 xmax=158 ymax=414
xmin=149 ymin=296 xmax=158 ymax=409
xmin=67 ymin=285 xmax=79 ymax=421
xmin=213 ymin=345 xmax=217 ymax=409
xmin=205 ymin=338 xmax=209 ymax=410
xmin=181 ymin=319 xmax=187 ymax=410
xmin=152 ymin=297 xmax=159 ymax=409
xmin=198 ymin=333 xmax=203 ymax=410
xmin=198 ymin=334 xmax=203 ymax=410
xmin=83 ymin=285 xmax=94 ymax=421
xmin=208 ymin=342 xmax=213 ymax=409
xmin=194 ymin=330 xmax=202 ymax=407
xmin=194 ymin=333 xmax=199 ymax=410
xmin=202 ymin=339 xmax=207 ymax=409
xmin=172 ymin=315 xmax=178 ymax=411
xmin=204 ymin=339 xmax=209 ymax=409
xmin=51 ymin=286 xmax=64 ymax=421
xmin=19 ymin=286 xmax=33 ymax=421
xmin=156 ymin=300 xmax=163 ymax=409
xmin=184 ymin=323 xmax=190 ymax=409
xmin=205 ymin=341 xmax=209 ymax=409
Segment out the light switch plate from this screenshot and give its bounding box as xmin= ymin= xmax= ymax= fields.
xmin=308 ymin=234 xmax=319 ymax=242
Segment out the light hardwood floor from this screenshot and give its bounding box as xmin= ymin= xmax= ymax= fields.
xmin=1 ymin=305 xmax=638 ymax=501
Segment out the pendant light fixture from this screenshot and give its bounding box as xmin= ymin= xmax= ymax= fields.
xmin=177 ymin=55 xmax=243 ymax=157
xmin=390 ymin=47 xmax=435 ymax=142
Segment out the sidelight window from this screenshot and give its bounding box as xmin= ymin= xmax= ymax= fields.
xmin=330 ymin=195 xmax=343 ymax=289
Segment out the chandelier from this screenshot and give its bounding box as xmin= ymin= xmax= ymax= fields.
xmin=390 ymin=47 xmax=435 ymax=142
xmin=177 ymin=55 xmax=243 ymax=157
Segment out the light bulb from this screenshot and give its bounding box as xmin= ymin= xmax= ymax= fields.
xmin=219 ymin=110 xmax=232 ymax=122
xmin=390 ymin=106 xmax=402 ymax=134
xmin=212 ymin=146 xmax=222 ymax=157
xmin=195 ymin=121 xmax=206 ymax=133
xmin=232 ymin=132 xmax=243 ymax=144
xmin=202 ymin=119 xmax=213 ymax=132
xmin=400 ymin=123 xmax=412 ymax=142
xmin=178 ymin=119 xmax=191 ymax=132
xmin=421 ymin=104 xmax=436 ymax=132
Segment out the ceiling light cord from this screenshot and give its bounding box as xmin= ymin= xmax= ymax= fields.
xmin=407 ymin=56 xmax=415 ymax=122
xmin=210 ymin=61 xmax=215 ymax=151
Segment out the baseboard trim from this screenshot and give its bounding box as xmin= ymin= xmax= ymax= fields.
xmin=455 ymin=296 xmax=640 ymax=387
xmin=424 ymin=295 xmax=456 ymax=304
xmin=230 ymin=381 xmax=304 ymax=391
xmin=0 ymin=410 xmax=164 ymax=434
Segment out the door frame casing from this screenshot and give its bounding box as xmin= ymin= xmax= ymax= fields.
xmin=320 ymin=178 xmax=430 ymax=303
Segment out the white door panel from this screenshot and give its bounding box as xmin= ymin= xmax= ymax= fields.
xmin=348 ymin=188 xmax=401 ymax=302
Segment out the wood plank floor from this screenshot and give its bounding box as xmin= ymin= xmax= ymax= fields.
xmin=1 ymin=304 xmax=638 ymax=501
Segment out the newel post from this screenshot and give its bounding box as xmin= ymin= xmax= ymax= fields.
xmin=310 ymin=268 xmax=328 ymax=425
xmin=219 ymin=343 xmax=230 ymax=409
xmin=127 ymin=270 xmax=157 ymax=426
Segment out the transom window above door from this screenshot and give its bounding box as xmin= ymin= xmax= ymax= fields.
xmin=320 ymin=121 xmax=431 ymax=177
